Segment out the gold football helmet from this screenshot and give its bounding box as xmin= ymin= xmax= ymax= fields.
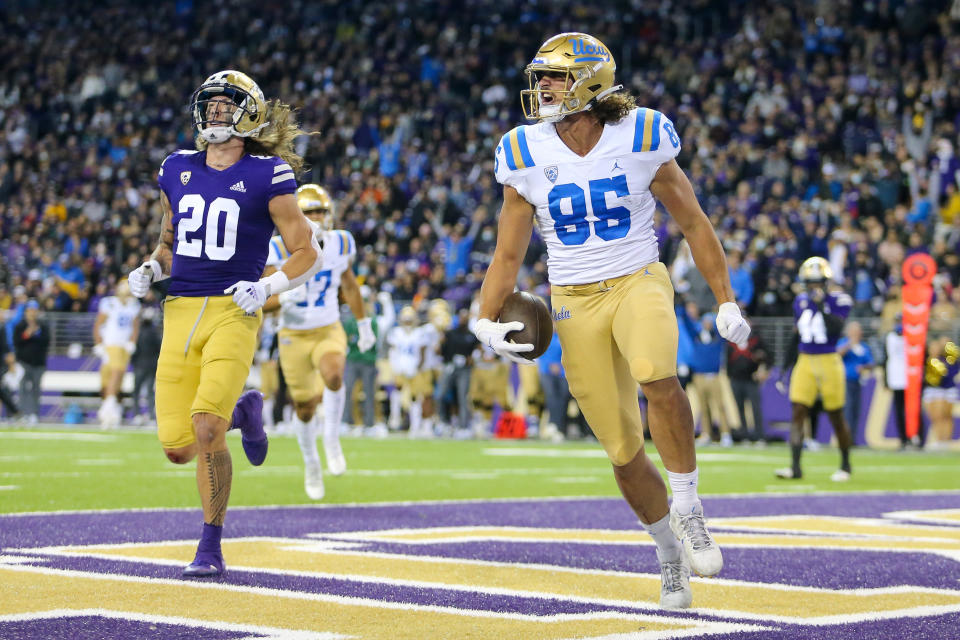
xmin=190 ymin=70 xmax=268 ymax=143
xmin=798 ymin=257 xmax=833 ymax=284
xmin=521 ymin=32 xmax=622 ymax=122
xmin=296 ymin=184 xmax=335 ymax=230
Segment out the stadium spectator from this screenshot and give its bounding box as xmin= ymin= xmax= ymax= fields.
xmin=726 ymin=319 xmax=770 ymax=445
xmin=437 ymin=306 xmax=478 ymax=436
xmin=0 ymin=317 xmax=19 ymax=420
xmin=131 ymin=306 xmax=161 ymax=426
xmin=537 ymin=331 xmax=570 ymax=443
xmin=13 ymin=301 xmax=49 ymax=424
xmin=837 ymin=321 xmax=875 ymax=436
xmin=678 ymin=303 xmax=735 ymax=447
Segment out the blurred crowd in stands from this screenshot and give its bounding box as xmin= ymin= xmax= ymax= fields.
xmin=1 ymin=1 xmax=960 ymax=324
xmin=0 ymin=0 xmax=959 ymax=441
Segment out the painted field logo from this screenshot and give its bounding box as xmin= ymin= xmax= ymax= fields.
xmin=1 ymin=493 xmax=959 ymax=639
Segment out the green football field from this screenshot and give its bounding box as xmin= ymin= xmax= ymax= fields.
xmin=1 ymin=427 xmax=958 ymax=514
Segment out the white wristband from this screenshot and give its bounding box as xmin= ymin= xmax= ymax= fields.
xmin=261 ymin=270 xmax=290 ymax=297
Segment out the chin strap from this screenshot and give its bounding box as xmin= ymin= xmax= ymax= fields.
xmin=592 ymin=84 xmax=624 ymax=104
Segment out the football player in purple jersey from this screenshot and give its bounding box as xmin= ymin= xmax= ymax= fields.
xmin=777 ymin=257 xmax=854 ymax=482
xmin=127 ymin=70 xmax=323 ymax=577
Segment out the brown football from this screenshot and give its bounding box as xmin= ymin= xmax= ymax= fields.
xmin=498 ymin=291 xmax=553 ymax=360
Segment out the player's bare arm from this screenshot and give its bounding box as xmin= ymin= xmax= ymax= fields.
xmin=339 ymin=265 xmax=366 ymax=320
xmin=260 ymin=264 xmax=281 ymax=312
xmin=150 ymin=192 xmax=175 ymax=275
xmin=650 ymin=160 xmax=735 ymax=305
xmin=269 ymin=194 xmax=321 ymax=285
xmin=478 ymin=185 xmax=535 ymax=320
xmin=92 ymin=312 xmax=106 ymax=344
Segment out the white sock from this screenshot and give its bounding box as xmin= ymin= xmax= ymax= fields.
xmin=642 ymin=513 xmax=682 ymax=562
xmin=667 ymin=468 xmax=700 ymax=514
xmin=422 ymin=416 xmax=434 ymax=437
xmin=262 ymin=398 xmax=275 ymax=428
xmin=323 ymin=385 xmax=346 ymax=441
xmin=293 ymin=414 xmax=320 ymax=467
xmin=409 ymin=400 xmax=422 ymax=435
xmin=389 ymin=389 xmax=402 ymax=426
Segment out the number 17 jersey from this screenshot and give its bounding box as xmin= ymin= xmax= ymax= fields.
xmin=494 ymin=107 xmax=680 ymax=286
xmin=157 ymin=150 xmax=297 ymax=297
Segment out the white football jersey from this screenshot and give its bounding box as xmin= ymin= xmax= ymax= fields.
xmin=386 ymin=325 xmax=423 ymax=378
xmin=417 ymin=322 xmax=443 ymax=370
xmin=494 ymin=107 xmax=681 ymax=285
xmin=266 ymin=228 xmax=356 ymax=330
xmin=98 ymin=296 xmax=140 ymax=345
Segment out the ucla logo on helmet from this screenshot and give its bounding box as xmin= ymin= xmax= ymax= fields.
xmin=568 ymin=38 xmax=609 ymax=60
xmin=180 ymin=171 xmax=191 ymax=185
xmin=544 ymin=166 xmax=559 ymax=183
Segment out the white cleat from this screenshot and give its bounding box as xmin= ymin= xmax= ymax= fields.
xmin=659 ymin=553 xmax=692 ymax=610
xmin=304 ymin=463 xmax=325 ymax=500
xmin=323 ymin=439 xmax=346 ymax=476
xmin=670 ymin=503 xmax=723 ymax=577
xmin=830 ymin=469 xmax=851 ymax=482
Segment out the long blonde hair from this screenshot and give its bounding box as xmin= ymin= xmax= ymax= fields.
xmin=195 ymin=100 xmax=315 ymax=174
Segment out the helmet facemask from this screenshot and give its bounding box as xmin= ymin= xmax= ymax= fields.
xmin=190 ymin=73 xmax=268 ymax=143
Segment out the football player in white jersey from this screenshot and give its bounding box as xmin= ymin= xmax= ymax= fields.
xmin=264 ymin=184 xmax=375 ymax=499
xmin=386 ymin=306 xmax=429 ymax=435
xmin=475 ymin=32 xmax=751 ymax=610
xmin=93 ymin=280 xmax=141 ymax=428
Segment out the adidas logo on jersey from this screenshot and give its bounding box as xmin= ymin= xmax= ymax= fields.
xmin=230 ymin=181 xmax=247 ymax=193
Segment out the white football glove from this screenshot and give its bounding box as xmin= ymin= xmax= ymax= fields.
xmin=123 ymin=341 xmax=136 ymax=355
xmin=715 ymin=302 xmax=751 ymax=349
xmin=128 ymin=260 xmax=162 ymax=298
xmin=473 ymin=318 xmax=535 ymax=365
xmin=93 ymin=343 xmax=107 ymax=360
xmin=225 ymin=280 xmax=269 ymax=314
xmin=357 ymin=317 xmax=376 ymax=352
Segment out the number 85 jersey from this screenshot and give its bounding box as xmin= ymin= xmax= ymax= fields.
xmin=494 ymin=107 xmax=680 ymax=286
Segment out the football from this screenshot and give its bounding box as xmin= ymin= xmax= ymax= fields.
xmin=498 ymin=291 xmax=554 ymax=360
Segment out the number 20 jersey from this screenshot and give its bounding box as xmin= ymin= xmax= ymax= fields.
xmin=493 ymin=107 xmax=681 ymax=286
xmin=157 ymin=150 xmax=297 ymax=297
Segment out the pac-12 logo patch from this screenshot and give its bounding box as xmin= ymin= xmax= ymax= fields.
xmin=180 ymin=171 xmax=192 ymax=185
xmin=544 ymin=166 xmax=559 ymax=183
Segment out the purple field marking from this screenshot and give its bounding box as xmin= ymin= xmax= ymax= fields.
xmin=2 ymin=493 xmax=959 ymax=551
xmin=700 ymin=611 xmax=960 ymax=640
xmin=1 ymin=494 xmax=958 ymax=640
xmin=0 ymin=616 xmax=260 ymax=640
xmin=21 ymin=553 xmax=633 ymax=617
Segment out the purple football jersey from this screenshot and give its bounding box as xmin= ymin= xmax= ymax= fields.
xmin=157 ymin=150 xmax=296 ymax=297
xmin=793 ymin=291 xmax=852 ymax=354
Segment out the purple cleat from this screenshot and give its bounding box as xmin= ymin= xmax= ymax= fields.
xmin=232 ymin=390 xmax=267 ymax=466
xmin=182 ymin=550 xmax=224 ymax=578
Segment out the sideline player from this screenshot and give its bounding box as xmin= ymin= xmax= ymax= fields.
xmin=264 ymin=183 xmax=375 ymax=499
xmin=475 ymin=33 xmax=750 ymax=609
xmin=93 ymin=280 xmax=140 ymax=428
xmin=128 ymin=70 xmax=322 ymax=576
xmin=776 ymin=257 xmax=853 ymax=481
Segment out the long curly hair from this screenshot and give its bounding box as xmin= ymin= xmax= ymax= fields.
xmin=196 ymin=100 xmax=314 ymax=174
xmin=590 ymin=92 xmax=637 ymax=125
